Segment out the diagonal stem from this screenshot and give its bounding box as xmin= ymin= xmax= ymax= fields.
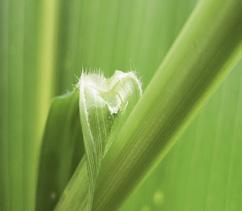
xmin=93 ymin=0 xmax=242 ymax=210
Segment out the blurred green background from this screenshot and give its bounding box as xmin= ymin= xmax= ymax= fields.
xmin=1 ymin=0 xmax=242 ymax=210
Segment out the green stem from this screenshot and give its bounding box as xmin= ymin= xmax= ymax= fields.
xmin=93 ymin=0 xmax=242 ymax=210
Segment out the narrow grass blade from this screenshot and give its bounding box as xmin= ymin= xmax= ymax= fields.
xmin=0 ymin=0 xmax=10 ymax=209
xmin=36 ymin=90 xmax=84 ymax=211
xmin=0 ymin=0 xmax=60 ymax=210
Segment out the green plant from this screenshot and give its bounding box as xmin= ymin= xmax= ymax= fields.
xmin=1 ymin=0 xmax=242 ymax=211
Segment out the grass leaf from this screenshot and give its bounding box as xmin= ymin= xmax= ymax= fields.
xmin=36 ymin=90 xmax=84 ymax=211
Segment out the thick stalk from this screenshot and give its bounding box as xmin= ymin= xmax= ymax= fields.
xmin=93 ymin=0 xmax=242 ymax=210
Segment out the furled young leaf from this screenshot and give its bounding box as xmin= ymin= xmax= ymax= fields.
xmin=77 ymin=71 xmax=142 ymax=210
xmin=36 ymin=71 xmax=142 ymax=211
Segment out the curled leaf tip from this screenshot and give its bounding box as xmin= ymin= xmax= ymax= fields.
xmin=76 ymin=70 xmax=142 ymax=210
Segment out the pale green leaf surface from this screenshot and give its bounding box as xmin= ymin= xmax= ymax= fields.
xmin=121 ymin=60 xmax=242 ymax=211
xmin=1 ymin=0 xmax=59 ymax=210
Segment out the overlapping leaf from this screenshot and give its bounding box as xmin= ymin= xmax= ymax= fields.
xmin=37 ymin=71 xmax=142 ymax=211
